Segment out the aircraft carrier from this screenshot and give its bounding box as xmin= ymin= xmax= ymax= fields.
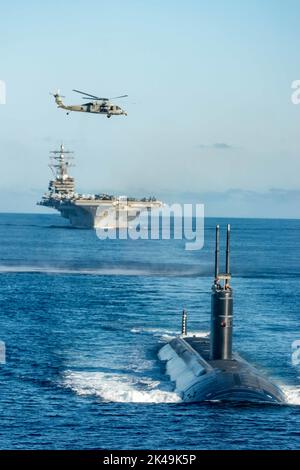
xmin=38 ymin=144 xmax=163 ymax=228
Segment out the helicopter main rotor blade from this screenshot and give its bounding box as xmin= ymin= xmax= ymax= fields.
xmin=73 ymin=89 xmax=103 ymax=100
xmin=110 ymin=94 xmax=128 ymax=99
xmin=81 ymin=97 xmax=109 ymax=101
xmin=73 ymin=89 xmax=127 ymax=100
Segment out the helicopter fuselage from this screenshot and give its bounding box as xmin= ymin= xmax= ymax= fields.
xmin=54 ymin=94 xmax=127 ymax=117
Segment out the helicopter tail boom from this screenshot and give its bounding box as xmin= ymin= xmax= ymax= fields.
xmin=50 ymin=90 xmax=66 ymax=109
xmin=54 ymin=94 xmax=64 ymax=108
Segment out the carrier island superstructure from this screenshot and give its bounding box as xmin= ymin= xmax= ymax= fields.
xmin=38 ymin=144 xmax=163 ymax=228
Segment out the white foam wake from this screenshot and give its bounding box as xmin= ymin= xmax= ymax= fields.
xmin=281 ymin=384 xmax=300 ymax=405
xmin=0 ymin=265 xmax=157 ymax=276
xmin=130 ymin=327 xmax=179 ymax=336
xmin=63 ymin=371 xmax=181 ymax=404
xmin=185 ymin=331 xmax=209 ymax=338
xmin=130 ymin=327 xmax=209 ymax=339
xmin=0 ymin=265 xmax=201 ymax=277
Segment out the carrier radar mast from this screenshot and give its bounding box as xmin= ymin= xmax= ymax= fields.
xmin=47 ymin=144 xmax=76 ymax=198
xmin=49 ymin=143 xmax=74 ymax=181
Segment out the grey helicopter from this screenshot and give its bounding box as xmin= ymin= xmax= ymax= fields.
xmin=51 ymin=89 xmax=128 ymax=117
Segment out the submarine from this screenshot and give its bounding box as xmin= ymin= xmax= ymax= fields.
xmin=158 ymin=224 xmax=286 ymax=404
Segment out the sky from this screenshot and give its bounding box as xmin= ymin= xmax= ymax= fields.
xmin=0 ymin=0 xmax=300 ymax=217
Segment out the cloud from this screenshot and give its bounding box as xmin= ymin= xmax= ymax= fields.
xmin=198 ymin=142 xmax=234 ymax=150
xmin=213 ymin=143 xmax=233 ymax=149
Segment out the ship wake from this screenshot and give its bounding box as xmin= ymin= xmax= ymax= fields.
xmin=281 ymin=384 xmax=300 ymax=405
xmin=62 ymin=370 xmax=181 ymax=404
xmin=0 ymin=264 xmax=208 ymax=277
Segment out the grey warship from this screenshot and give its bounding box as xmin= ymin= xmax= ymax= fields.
xmin=38 ymin=144 xmax=162 ymax=228
xmin=159 ymin=225 xmax=285 ymax=404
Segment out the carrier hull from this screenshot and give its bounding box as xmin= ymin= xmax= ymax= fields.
xmin=39 ymin=197 xmax=162 ymax=229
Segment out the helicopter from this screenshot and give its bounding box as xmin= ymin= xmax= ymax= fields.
xmin=51 ymin=89 xmax=128 ymax=118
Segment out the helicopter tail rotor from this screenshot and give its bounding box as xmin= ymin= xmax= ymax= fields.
xmin=49 ymin=89 xmax=65 ymax=98
xmin=50 ymin=89 xmax=66 ymax=108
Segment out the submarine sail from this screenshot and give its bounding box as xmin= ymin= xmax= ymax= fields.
xmin=158 ymin=225 xmax=285 ymax=404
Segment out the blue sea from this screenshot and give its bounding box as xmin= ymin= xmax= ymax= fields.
xmin=0 ymin=213 xmax=299 ymax=450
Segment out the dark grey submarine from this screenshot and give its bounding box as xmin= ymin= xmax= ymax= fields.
xmin=158 ymin=225 xmax=285 ymax=404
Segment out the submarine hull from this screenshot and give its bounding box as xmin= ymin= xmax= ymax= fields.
xmin=158 ymin=336 xmax=285 ymax=404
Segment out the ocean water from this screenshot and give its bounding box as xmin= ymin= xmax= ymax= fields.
xmin=0 ymin=213 xmax=299 ymax=450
